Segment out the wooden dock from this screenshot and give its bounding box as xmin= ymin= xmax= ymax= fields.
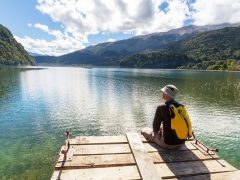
xmin=51 ymin=133 xmax=240 ymax=179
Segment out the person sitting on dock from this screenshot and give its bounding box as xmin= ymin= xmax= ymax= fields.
xmin=141 ymin=84 xmax=189 ymax=149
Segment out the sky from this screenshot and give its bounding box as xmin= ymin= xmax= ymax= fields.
xmin=0 ymin=0 xmax=240 ymax=56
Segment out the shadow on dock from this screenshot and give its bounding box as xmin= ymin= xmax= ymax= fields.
xmin=147 ymin=142 xmax=212 ymax=179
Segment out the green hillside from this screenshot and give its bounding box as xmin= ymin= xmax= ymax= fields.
xmin=119 ymin=50 xmax=191 ymax=68
xmin=0 ymin=24 xmax=35 ymax=65
xmin=120 ymin=26 xmax=240 ymax=71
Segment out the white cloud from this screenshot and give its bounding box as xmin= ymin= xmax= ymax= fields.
xmin=15 ymin=34 xmax=85 ymax=56
xmin=136 ymin=0 xmax=190 ymax=34
xmin=16 ymin=0 xmax=240 ymax=56
xmin=34 ymin=23 xmax=69 ymax=39
xmin=25 ymin=0 xmax=190 ymax=55
xmin=35 ymin=0 xmax=190 ymax=35
xmin=191 ymin=0 xmax=240 ymax=26
xmin=17 ymin=22 xmax=86 ymax=56
xmin=107 ymin=38 xmax=116 ymax=42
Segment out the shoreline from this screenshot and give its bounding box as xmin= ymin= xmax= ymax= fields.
xmin=1 ymin=64 xmax=240 ymax=72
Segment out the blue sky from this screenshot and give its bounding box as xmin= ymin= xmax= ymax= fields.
xmin=0 ymin=0 xmax=138 ymax=43
xmin=0 ymin=0 xmax=60 ymax=41
xmin=0 ymin=0 xmax=239 ymax=56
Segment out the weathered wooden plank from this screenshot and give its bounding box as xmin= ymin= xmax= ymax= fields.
xmin=72 ymin=144 xmax=131 ymax=155
xmin=55 ymin=153 xmax=135 ymax=169
xmin=155 ymin=159 xmax=237 ymax=179
xmin=149 ymin=149 xmax=218 ymax=163
xmin=58 ymin=146 xmax=75 ymax=162
xmin=70 ymin=136 xmax=128 ymax=145
xmin=71 ymin=135 xmax=196 ymax=147
xmin=127 ymin=133 xmax=161 ymax=180
xmin=71 ymin=134 xmax=145 ymax=144
xmin=169 ymin=170 xmax=240 ymax=180
xmin=51 ymin=165 xmax=141 ymax=180
xmin=56 ymin=147 xmax=219 ymax=169
xmin=70 ymin=138 xmax=196 ymax=156
xmin=144 ymin=141 xmax=197 ymax=152
xmin=71 ymin=134 xmax=171 ymax=144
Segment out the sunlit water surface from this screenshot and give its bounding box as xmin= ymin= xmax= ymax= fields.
xmin=0 ymin=67 xmax=239 ymax=179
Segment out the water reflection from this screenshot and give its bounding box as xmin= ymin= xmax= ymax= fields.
xmin=2 ymin=67 xmax=240 ymax=138
xmin=0 ymin=67 xmax=239 ymax=179
xmin=0 ymin=67 xmax=21 ymax=99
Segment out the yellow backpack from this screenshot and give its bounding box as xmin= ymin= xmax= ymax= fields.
xmin=169 ymin=104 xmax=192 ymax=140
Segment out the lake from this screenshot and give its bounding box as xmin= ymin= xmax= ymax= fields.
xmin=0 ymin=66 xmax=239 ymax=179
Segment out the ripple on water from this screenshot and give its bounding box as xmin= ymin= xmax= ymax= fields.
xmin=0 ymin=67 xmax=240 ymax=179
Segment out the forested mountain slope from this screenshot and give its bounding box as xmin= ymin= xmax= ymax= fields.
xmin=120 ymin=26 xmax=240 ymax=71
xmin=0 ymin=24 xmax=35 ymax=65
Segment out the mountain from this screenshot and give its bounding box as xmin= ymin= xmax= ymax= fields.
xmin=0 ymin=24 xmax=35 ymax=65
xmin=120 ymin=26 xmax=240 ymax=71
xmin=34 ymin=55 xmax=57 ymax=65
xmin=119 ymin=50 xmax=190 ymax=69
xmin=35 ymin=23 xmax=239 ymax=66
xmin=27 ymin=51 xmax=45 ymax=57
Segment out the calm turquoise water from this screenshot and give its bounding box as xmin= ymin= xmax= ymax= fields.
xmin=0 ymin=66 xmax=240 ymax=179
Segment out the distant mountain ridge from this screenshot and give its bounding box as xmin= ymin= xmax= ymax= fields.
xmin=120 ymin=26 xmax=240 ymax=71
xmin=28 ymin=51 xmax=45 ymax=57
xmin=35 ymin=23 xmax=240 ymax=66
xmin=0 ymin=24 xmax=35 ymax=65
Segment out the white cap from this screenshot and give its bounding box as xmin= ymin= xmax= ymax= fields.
xmin=161 ymin=84 xmax=178 ymax=99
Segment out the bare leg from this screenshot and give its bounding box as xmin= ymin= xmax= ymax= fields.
xmin=141 ymin=127 xmax=154 ymax=142
xmin=141 ymin=127 xmax=184 ymax=149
